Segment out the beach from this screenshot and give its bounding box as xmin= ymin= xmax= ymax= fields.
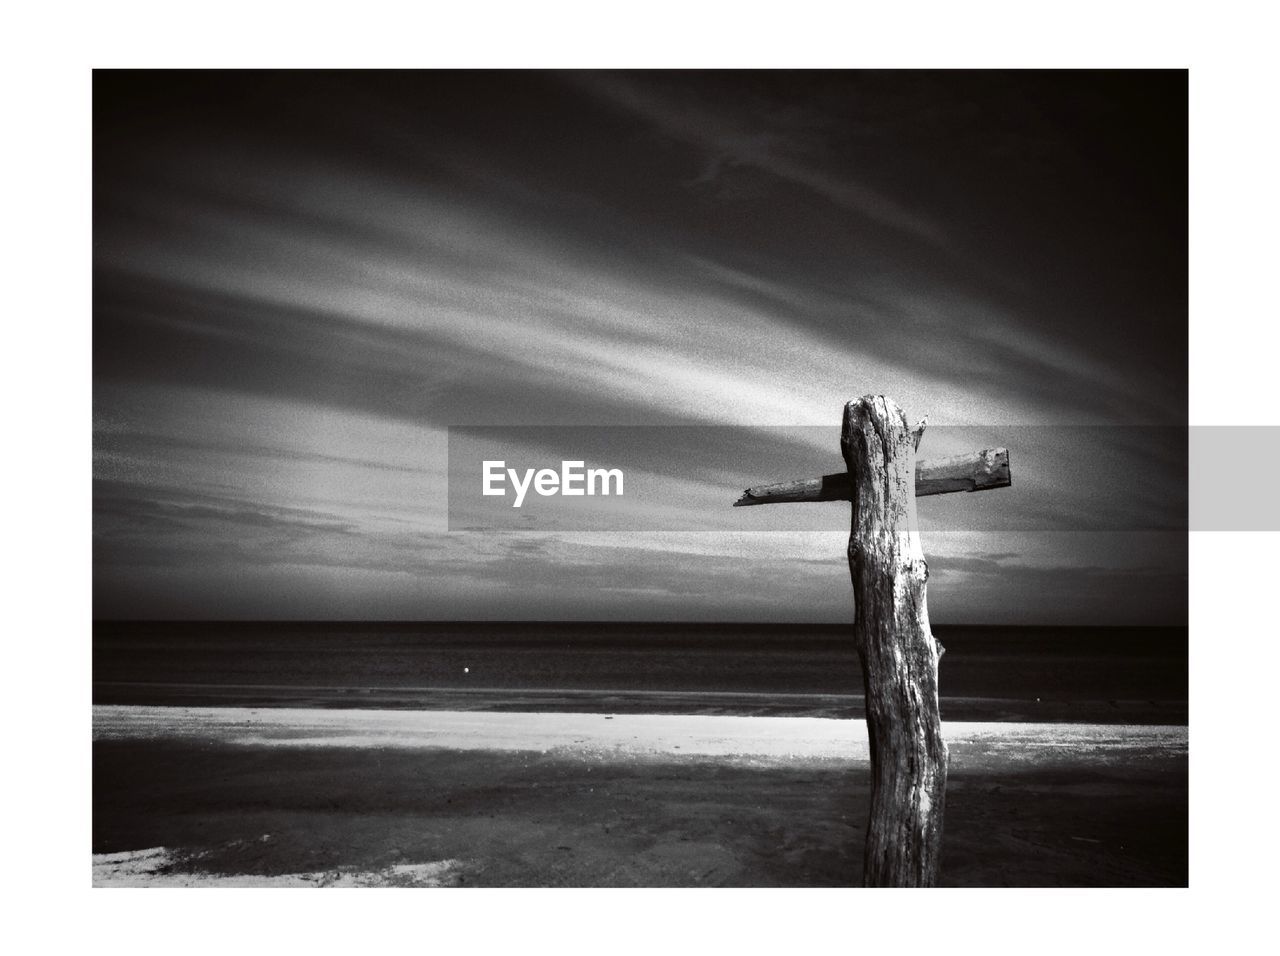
xmin=93 ymin=705 xmax=1187 ymax=887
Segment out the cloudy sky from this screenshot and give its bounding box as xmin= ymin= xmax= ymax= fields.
xmin=93 ymin=70 xmax=1187 ymax=623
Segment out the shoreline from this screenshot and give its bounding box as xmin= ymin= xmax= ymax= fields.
xmin=92 ymin=682 xmax=1188 ymax=724
xmin=93 ymin=704 xmax=1188 ymax=768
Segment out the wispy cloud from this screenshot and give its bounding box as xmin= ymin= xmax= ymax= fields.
xmin=575 ymin=72 xmax=949 ymax=245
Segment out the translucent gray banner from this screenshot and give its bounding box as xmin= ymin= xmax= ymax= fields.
xmin=437 ymin=425 xmax=1256 ymax=532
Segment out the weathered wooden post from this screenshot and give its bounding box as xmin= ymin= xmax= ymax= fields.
xmin=734 ymin=395 xmax=1011 ymax=887
xmin=843 ymin=396 xmax=945 ymax=886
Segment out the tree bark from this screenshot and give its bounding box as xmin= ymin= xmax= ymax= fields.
xmin=842 ymin=395 xmax=947 ymax=887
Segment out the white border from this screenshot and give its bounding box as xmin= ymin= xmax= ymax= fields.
xmin=6 ymin=1 xmax=1278 ymax=952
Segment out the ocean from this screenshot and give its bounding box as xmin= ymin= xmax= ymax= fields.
xmin=93 ymin=621 xmax=1187 ymax=723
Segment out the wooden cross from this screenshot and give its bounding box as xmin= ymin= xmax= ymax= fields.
xmin=733 ymin=395 xmax=1011 ymax=887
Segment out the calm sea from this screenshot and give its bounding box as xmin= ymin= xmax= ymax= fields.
xmin=93 ymin=621 xmax=1187 ymax=723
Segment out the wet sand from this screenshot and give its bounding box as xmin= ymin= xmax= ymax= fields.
xmin=92 ymin=706 xmax=1187 ymax=887
xmin=92 ymin=682 xmax=1188 ymax=723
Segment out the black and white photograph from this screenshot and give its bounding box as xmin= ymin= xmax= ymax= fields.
xmin=88 ymin=67 xmax=1192 ymax=890
xmin=8 ymin=0 xmax=1280 ymax=946
xmin=14 ymin=0 xmax=1280 ymax=945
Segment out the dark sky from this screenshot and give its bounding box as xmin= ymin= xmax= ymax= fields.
xmin=93 ymin=70 xmax=1187 ymax=623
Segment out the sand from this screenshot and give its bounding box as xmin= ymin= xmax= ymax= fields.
xmin=93 ymin=846 xmax=464 ymax=887
xmin=92 ymin=704 xmax=1186 ymax=766
xmin=92 ymin=705 xmax=1188 ymax=887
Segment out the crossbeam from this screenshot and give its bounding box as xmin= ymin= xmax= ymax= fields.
xmin=732 ymin=447 xmax=1011 ymax=506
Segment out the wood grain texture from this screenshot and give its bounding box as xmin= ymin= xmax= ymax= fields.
xmin=842 ymin=395 xmax=947 ymax=887
xmin=732 ymin=447 xmax=1010 ymax=506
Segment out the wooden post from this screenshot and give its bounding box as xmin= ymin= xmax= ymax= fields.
xmin=732 ymin=395 xmax=1011 ymax=886
xmin=842 ymin=395 xmax=947 ymax=887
